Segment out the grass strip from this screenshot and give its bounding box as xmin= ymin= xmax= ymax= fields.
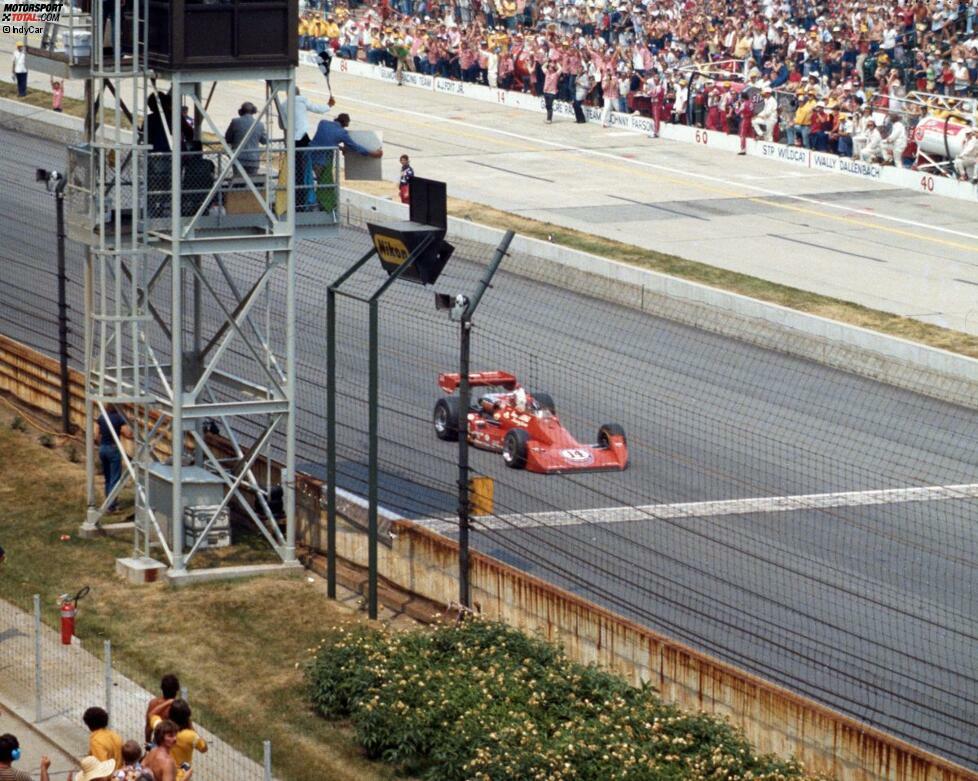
xmin=0 ymin=408 xmax=408 ymax=781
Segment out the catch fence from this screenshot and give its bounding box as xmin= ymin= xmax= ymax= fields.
xmin=0 ymin=597 xmax=272 ymax=781
xmin=1 ymin=124 xmax=976 ymax=774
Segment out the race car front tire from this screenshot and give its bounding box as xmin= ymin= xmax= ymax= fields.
xmin=598 ymin=423 xmax=626 ymax=448
xmin=502 ymin=429 xmax=529 ymax=469
xmin=433 ymin=397 xmax=460 ymax=441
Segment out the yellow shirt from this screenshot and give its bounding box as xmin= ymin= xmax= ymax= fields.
xmin=323 ymin=21 xmax=340 ymax=38
xmin=89 ymin=728 xmax=124 ymax=773
xmin=148 ymin=717 xmax=206 ymax=778
xmin=172 ymin=728 xmax=207 ymax=770
xmin=794 ymin=99 xmax=815 ymax=126
xmin=298 ymin=19 xmax=311 ymax=35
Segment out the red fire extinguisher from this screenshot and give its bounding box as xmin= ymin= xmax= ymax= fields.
xmin=57 ymin=586 xmax=90 ymax=645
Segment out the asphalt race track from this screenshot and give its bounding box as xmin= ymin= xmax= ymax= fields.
xmin=1 ymin=127 xmax=976 ymax=770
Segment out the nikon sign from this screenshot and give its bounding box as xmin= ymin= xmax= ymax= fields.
xmin=368 ymin=221 xmax=454 ymax=286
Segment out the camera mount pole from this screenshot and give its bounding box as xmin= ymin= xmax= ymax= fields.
xmin=55 ymin=174 xmax=71 ymax=434
xmin=457 ymin=230 xmax=514 ymax=610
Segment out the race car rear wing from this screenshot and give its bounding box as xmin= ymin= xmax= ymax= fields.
xmin=438 ymin=371 xmax=518 ymax=393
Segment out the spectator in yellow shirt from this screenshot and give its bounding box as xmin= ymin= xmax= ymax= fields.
xmin=323 ymin=17 xmax=340 ymax=40
xmin=792 ymin=91 xmax=816 ymax=148
xmin=83 ymin=708 xmax=123 ymax=773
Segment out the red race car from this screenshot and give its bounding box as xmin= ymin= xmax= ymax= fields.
xmin=432 ymin=371 xmax=629 ymax=474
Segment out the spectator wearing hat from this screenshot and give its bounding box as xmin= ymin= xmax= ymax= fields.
xmin=12 ymin=43 xmax=27 ymax=98
xmin=851 ymin=105 xmax=875 ymax=157
xmin=954 ymin=127 xmax=978 ymax=180
xmin=224 ymin=102 xmax=267 ymax=176
xmin=72 ymin=756 xmax=116 ymax=781
xmin=751 ymin=86 xmax=778 ymax=141
xmin=882 ymin=113 xmax=908 ymax=165
xmin=831 ymin=108 xmax=855 ymax=156
xmin=0 ymin=734 xmax=51 ymax=781
xmin=858 ymin=118 xmax=884 ymax=161
xmin=791 ymin=90 xmax=816 ymax=147
xmin=809 ymin=102 xmax=830 ymax=150
xmin=83 ymin=707 xmax=123 ymax=772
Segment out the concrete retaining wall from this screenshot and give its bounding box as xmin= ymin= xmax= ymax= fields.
xmin=330 ymin=515 xmax=976 ymax=781
xmin=310 ymin=53 xmax=978 ymax=204
xmin=344 ymin=189 xmax=978 ymax=409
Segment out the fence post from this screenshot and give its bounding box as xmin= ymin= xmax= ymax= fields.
xmin=104 ymin=640 xmax=112 ymax=722
xmin=262 ymin=740 xmax=272 ymax=781
xmin=33 ymin=594 xmax=41 ymax=722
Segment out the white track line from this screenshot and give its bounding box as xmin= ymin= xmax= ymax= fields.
xmin=415 ymin=482 xmax=978 ymax=535
xmin=311 ymin=84 xmax=978 ymax=245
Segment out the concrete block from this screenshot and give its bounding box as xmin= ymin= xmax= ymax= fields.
xmin=116 ymin=556 xmax=168 ymax=585
xmin=164 ymin=560 xmax=304 ymax=587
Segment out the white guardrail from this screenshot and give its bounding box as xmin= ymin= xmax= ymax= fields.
xmin=301 ymin=52 xmax=978 ymax=203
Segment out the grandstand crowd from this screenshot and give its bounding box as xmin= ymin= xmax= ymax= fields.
xmin=297 ymin=0 xmax=978 ymax=175
xmin=0 ymin=675 xmax=205 ymax=781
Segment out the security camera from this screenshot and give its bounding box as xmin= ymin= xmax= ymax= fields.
xmin=450 ymin=294 xmax=469 ymax=322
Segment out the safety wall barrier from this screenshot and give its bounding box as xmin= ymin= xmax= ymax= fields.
xmin=327 ymin=514 xmax=976 ymax=781
xmin=0 ymin=597 xmax=273 ymax=781
xmin=301 ymin=52 xmax=978 ymax=203
xmin=1 ymin=333 xmax=976 ymax=781
xmin=341 ymin=190 xmax=978 ymax=410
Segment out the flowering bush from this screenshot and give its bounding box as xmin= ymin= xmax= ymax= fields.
xmin=306 ymin=618 xmax=826 ymax=781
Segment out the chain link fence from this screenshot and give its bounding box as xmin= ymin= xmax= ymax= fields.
xmin=0 ymin=597 xmax=272 ymax=781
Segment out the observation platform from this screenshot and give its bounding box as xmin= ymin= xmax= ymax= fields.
xmin=66 ymin=143 xmax=341 ymax=249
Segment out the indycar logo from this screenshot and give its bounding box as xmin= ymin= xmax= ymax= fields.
xmin=560 ymin=448 xmax=593 ymax=463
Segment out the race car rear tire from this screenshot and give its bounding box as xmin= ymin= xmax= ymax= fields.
xmin=502 ymin=429 xmax=529 ymax=469
xmin=434 ymin=397 xmax=460 ymax=441
xmin=532 ymin=391 xmax=556 ymax=413
xmin=598 ymin=423 xmax=626 ymax=448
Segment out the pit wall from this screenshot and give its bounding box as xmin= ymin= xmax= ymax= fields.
xmin=0 ymin=331 xmax=974 ymax=781
xmin=343 ymin=190 xmax=978 ymax=411
xmin=3 ymin=94 xmax=977 ymax=410
xmin=301 ymin=53 xmax=978 ymax=204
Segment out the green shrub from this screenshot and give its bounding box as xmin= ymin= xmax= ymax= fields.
xmin=10 ymin=416 xmax=27 ymax=432
xmin=306 ymin=618 xmax=823 ymax=781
